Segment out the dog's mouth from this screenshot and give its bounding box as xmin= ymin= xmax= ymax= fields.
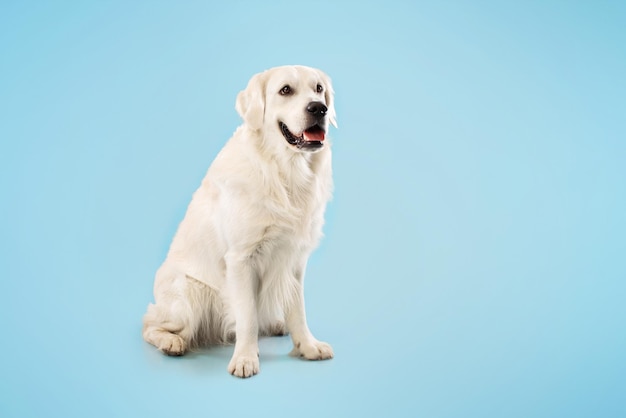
xmin=279 ymin=122 xmax=325 ymax=150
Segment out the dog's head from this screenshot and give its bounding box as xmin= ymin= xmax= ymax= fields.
xmin=236 ymin=65 xmax=337 ymax=153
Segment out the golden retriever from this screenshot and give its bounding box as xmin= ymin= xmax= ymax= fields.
xmin=143 ymin=65 xmax=337 ymax=378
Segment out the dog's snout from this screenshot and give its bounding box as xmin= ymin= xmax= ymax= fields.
xmin=306 ymin=101 xmax=328 ymax=119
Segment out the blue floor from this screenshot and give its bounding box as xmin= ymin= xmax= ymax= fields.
xmin=1 ymin=2 xmax=625 ymax=417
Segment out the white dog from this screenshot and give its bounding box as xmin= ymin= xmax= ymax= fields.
xmin=143 ymin=65 xmax=337 ymax=378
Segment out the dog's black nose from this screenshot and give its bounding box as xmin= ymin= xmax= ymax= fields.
xmin=306 ymin=101 xmax=327 ymax=118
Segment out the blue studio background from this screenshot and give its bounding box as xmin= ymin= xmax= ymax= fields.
xmin=1 ymin=1 xmax=625 ymax=417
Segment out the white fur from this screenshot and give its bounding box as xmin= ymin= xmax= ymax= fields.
xmin=143 ymin=65 xmax=336 ymax=378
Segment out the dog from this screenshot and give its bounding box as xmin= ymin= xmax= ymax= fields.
xmin=142 ymin=65 xmax=337 ymax=378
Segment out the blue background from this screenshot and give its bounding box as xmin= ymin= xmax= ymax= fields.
xmin=1 ymin=1 xmax=625 ymax=417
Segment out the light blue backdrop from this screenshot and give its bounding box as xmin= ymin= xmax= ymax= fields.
xmin=1 ymin=1 xmax=624 ymax=417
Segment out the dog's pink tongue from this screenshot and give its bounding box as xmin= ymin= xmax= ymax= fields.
xmin=304 ymin=130 xmax=325 ymax=141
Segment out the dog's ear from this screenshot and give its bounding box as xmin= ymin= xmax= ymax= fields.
xmin=235 ymin=71 xmax=266 ymax=131
xmin=318 ymin=70 xmax=338 ymax=128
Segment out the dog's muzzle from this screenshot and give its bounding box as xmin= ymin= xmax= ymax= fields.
xmin=279 ymin=101 xmax=328 ymax=150
xmin=279 ymin=122 xmax=326 ymax=150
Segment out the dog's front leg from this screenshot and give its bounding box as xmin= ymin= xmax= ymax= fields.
xmin=286 ymin=266 xmax=334 ymax=361
xmin=225 ymin=253 xmax=260 ymax=378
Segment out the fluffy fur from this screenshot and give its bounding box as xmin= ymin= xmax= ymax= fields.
xmin=142 ymin=65 xmax=337 ymax=378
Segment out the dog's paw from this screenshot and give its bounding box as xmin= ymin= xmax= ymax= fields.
xmin=228 ymin=354 xmax=260 ymax=378
xmin=158 ymin=333 xmax=186 ymax=356
xmin=290 ymin=340 xmax=334 ymax=360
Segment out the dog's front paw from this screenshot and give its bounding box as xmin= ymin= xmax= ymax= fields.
xmin=290 ymin=340 xmax=334 ymax=360
xmin=228 ymin=354 xmax=260 ymax=378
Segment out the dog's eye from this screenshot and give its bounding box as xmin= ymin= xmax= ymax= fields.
xmin=279 ymin=85 xmax=292 ymax=95
xmin=316 ymin=84 xmax=323 ymax=93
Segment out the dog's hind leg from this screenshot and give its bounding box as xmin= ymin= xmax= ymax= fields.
xmin=143 ymin=303 xmax=188 ymax=356
xmin=142 ymin=266 xmax=209 ymax=356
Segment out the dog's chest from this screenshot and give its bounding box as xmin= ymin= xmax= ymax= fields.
xmin=256 ymin=180 xmax=324 ymax=254
xmin=251 ymin=221 xmax=316 ymax=276
xmin=268 ymin=160 xmax=322 ymax=219
xmin=266 ymin=186 xmax=321 ymax=238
